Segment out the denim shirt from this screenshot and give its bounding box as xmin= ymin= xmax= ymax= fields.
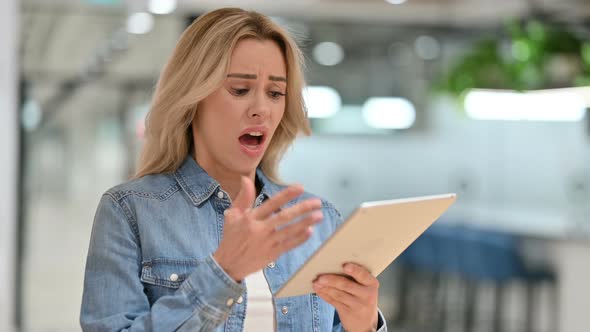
xmin=80 ymin=156 xmax=387 ymax=332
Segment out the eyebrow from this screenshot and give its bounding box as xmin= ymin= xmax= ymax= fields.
xmin=227 ymin=73 xmax=287 ymax=82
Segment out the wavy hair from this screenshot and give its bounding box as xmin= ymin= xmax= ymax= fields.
xmin=135 ymin=8 xmax=311 ymax=182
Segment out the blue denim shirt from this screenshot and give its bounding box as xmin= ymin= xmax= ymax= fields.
xmin=80 ymin=156 xmax=387 ymax=331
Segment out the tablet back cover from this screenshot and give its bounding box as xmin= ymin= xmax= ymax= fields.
xmin=275 ymin=193 xmax=456 ymax=298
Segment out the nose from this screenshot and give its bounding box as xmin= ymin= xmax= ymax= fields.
xmin=247 ymin=89 xmax=270 ymax=120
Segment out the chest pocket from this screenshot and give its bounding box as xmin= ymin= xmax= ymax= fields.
xmin=140 ymin=258 xmax=198 ymax=304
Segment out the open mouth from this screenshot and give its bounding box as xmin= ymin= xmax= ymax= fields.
xmin=238 ymin=131 xmax=265 ymax=149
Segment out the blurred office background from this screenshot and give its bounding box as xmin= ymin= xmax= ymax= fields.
xmin=2 ymin=0 xmax=590 ymax=331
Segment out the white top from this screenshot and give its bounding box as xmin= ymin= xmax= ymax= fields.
xmin=243 ymin=269 xmax=275 ymax=331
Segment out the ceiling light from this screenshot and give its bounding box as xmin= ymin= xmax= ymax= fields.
xmin=148 ymin=0 xmax=177 ymax=15
xmin=464 ymin=89 xmax=587 ymax=122
xmin=385 ymin=0 xmax=407 ymax=5
xmin=415 ymin=35 xmax=440 ymax=61
xmin=312 ymin=42 xmax=345 ymax=66
xmin=127 ymin=12 xmax=154 ymax=35
xmin=303 ymin=86 xmax=342 ymax=118
xmin=362 ymin=97 xmax=416 ymax=129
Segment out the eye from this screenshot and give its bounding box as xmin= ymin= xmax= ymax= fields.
xmin=269 ymin=91 xmax=286 ymax=99
xmin=231 ymin=88 xmax=249 ymax=96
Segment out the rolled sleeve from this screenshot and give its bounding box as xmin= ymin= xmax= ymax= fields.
xmin=180 ymin=255 xmax=246 ymax=320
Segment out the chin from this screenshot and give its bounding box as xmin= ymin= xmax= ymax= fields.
xmin=231 ymin=160 xmax=260 ymax=176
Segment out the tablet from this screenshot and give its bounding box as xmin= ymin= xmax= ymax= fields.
xmin=274 ymin=193 xmax=457 ymax=298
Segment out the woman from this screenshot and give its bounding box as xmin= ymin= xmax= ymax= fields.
xmin=81 ymin=7 xmax=387 ymax=332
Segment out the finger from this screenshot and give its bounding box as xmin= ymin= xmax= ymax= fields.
xmin=267 ymin=198 xmax=322 ymax=228
xmin=231 ymin=176 xmax=256 ymax=212
xmin=314 ymin=288 xmax=348 ymax=312
xmin=271 ymin=211 xmax=322 ymax=246
xmin=250 ymin=184 xmax=304 ymax=220
xmin=343 ymin=263 xmax=379 ymax=287
xmin=314 ymin=284 xmax=358 ymax=309
xmin=314 ymin=274 xmax=366 ymax=298
xmin=272 ymin=219 xmax=318 ymax=254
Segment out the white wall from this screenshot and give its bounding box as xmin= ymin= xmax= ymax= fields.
xmin=0 ymin=0 xmax=18 ymax=331
xmin=280 ymin=97 xmax=590 ymax=331
xmin=281 ymin=96 xmax=590 ymax=224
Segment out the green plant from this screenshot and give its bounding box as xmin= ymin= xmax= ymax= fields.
xmin=437 ymin=20 xmax=590 ymax=98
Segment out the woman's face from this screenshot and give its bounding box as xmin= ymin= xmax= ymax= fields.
xmin=193 ymin=38 xmax=287 ymax=177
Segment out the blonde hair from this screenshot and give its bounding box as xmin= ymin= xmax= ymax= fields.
xmin=135 ymin=8 xmax=311 ymax=182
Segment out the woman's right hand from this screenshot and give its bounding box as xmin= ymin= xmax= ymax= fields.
xmin=213 ymin=176 xmax=323 ymax=282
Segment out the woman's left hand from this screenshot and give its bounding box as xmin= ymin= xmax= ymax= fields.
xmin=313 ymin=263 xmax=380 ymax=332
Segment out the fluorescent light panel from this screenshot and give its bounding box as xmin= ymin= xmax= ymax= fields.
xmin=304 ymin=86 xmax=342 ymax=118
xmin=465 ymin=89 xmax=587 ymax=122
xmin=148 ymin=0 xmax=177 ymax=15
xmin=362 ymin=97 xmax=416 ymax=129
xmin=127 ymin=12 xmax=154 ymax=35
xmin=385 ymin=0 xmax=407 ymax=4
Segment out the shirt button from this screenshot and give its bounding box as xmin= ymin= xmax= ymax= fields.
xmin=226 ymin=298 xmax=234 ymax=307
xmin=237 ymin=296 xmax=243 ymax=304
xmin=217 ymin=191 xmax=225 ymax=199
xmin=267 ymin=261 xmax=276 ymax=268
xmin=281 ymin=306 xmax=289 ymax=315
xmin=169 ymin=273 xmax=178 ymax=282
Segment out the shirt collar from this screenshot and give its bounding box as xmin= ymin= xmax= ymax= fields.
xmin=173 ymin=156 xmax=284 ymax=206
xmin=256 ymin=167 xmax=284 ymax=200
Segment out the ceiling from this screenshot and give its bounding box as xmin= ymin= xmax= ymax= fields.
xmin=21 ymin=0 xmax=590 ymax=78
xmin=22 ymin=0 xmax=590 ymax=24
xmin=19 ymin=0 xmax=590 ymax=127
